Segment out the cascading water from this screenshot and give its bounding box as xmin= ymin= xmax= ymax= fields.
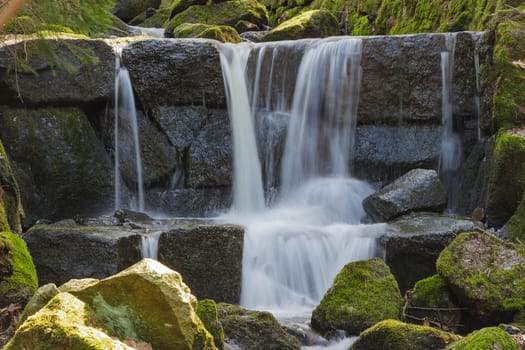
xmin=219 ymin=38 xmax=386 ymax=319
xmin=140 ymin=232 xmax=162 ymax=260
xmin=439 ymin=33 xmax=463 ymax=213
xmin=114 ymin=50 xmax=145 ymax=212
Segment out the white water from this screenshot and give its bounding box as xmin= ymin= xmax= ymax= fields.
xmin=439 ymin=33 xmax=462 ymax=212
xmin=114 ymin=52 xmax=145 ymax=212
xmin=140 ymin=232 xmax=162 ymax=260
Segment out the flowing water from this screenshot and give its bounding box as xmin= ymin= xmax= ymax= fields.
xmin=140 ymin=232 xmax=162 ymax=260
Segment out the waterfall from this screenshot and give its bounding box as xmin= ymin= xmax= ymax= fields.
xmin=439 ymin=33 xmax=462 ymax=213
xmin=219 ymin=37 xmax=385 ymax=316
xmin=140 ymin=232 xmax=162 ymax=260
xmin=114 ymin=51 xmax=145 ymax=212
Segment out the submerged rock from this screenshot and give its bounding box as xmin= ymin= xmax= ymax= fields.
xmin=217 ymin=303 xmax=301 ymax=350
xmin=363 ymin=169 xmax=447 ymax=222
xmin=350 ymin=319 xmax=460 ymax=350
xmin=311 ymin=257 xmax=404 ymax=336
xmin=447 ymin=326 xmax=520 ymax=350
xmin=436 ymin=231 xmax=525 ymax=327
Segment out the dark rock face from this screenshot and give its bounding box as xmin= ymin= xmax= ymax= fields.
xmin=378 ymin=213 xmax=479 ymax=293
xmin=113 ymin=0 xmax=161 ymax=22
xmin=158 ymin=224 xmax=244 ymax=304
xmin=363 ymin=169 xmax=447 ymax=222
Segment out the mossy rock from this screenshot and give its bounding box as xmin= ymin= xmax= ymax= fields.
xmin=165 ymin=0 xmax=269 ymax=36
xmin=405 ymin=275 xmax=461 ymax=332
xmin=0 ymin=231 xmax=38 ymax=307
xmin=217 ymin=303 xmax=301 ymax=350
xmin=197 ymin=299 xmax=225 ymax=350
xmin=18 ymin=283 xmax=60 ymax=325
xmin=170 ymin=0 xmax=209 ymax=18
xmin=351 ymin=319 xmax=460 ymax=350
xmin=309 ymin=0 xmax=379 ymax=35
xmin=504 ymin=192 xmax=525 ymax=242
xmin=4 ymin=292 xmax=134 ymax=350
xmin=0 ymin=140 xmax=24 ymax=233
xmin=139 ymin=7 xmax=172 ymax=27
xmin=173 ymin=23 xmax=241 ymax=42
xmin=436 ymin=231 xmax=525 ymax=325
xmin=262 ymin=9 xmax=339 ymax=41
xmin=311 ymin=257 xmax=404 ymax=336
xmin=113 ymin=0 xmax=162 ymax=22
xmin=485 ymin=130 xmax=525 ymax=227
xmin=446 ymin=326 xmax=520 ymax=350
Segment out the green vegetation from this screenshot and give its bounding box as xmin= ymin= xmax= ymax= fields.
xmin=446 ymin=326 xmax=520 ymax=350
xmin=0 ymin=141 xmax=23 ymax=233
xmin=505 ymin=192 xmax=525 ymax=242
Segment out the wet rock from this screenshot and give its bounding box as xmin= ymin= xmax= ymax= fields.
xmin=311 ymin=257 xmax=404 ymax=336
xmin=217 ymin=303 xmax=301 ymax=350
xmin=363 ymin=169 xmax=447 ymax=222
xmin=436 ymin=231 xmax=525 ymax=327
xmin=147 ymin=187 xmax=231 ymax=217
xmin=378 ymin=212 xmax=479 ymax=293
xmin=262 ymin=10 xmax=339 ymax=41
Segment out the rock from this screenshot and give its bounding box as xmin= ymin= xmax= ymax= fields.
xmin=121 ymin=39 xmax=226 ymax=108
xmin=311 ymin=257 xmax=404 ymax=336
xmin=158 ymin=223 xmax=244 ymax=303
xmin=23 ymin=224 xmax=142 ymax=286
xmin=165 ymin=0 xmax=269 ymax=37
xmin=170 ymin=0 xmax=208 ymax=18
xmin=4 ymin=293 xmax=134 ymax=350
xmin=379 ymin=213 xmax=479 ymax=293
xmin=18 ymin=283 xmax=60 ymax=324
xmin=0 ymin=231 xmax=38 ymax=307
xmin=138 ymin=7 xmax=171 ymax=27
xmin=173 ymin=24 xmax=241 ymax=43
xmin=197 ymin=299 xmax=225 ymax=350
xmin=404 ymin=275 xmax=461 ymax=332
xmin=217 ymin=303 xmax=301 ymax=350
xmin=0 ymin=107 xmax=113 ymax=224
xmin=350 ymin=319 xmax=460 ymax=350
xmin=504 ymin=192 xmax=525 ymax=242
xmin=363 ymin=169 xmax=447 ymax=222
xmin=72 ymin=259 xmax=216 ymax=350
xmin=485 ymin=129 xmax=525 ymax=227
xmin=436 ymin=231 xmax=525 ymax=326
xmin=0 ymin=140 xmax=23 ymax=233
xmin=262 ymin=10 xmax=339 ymax=41
xmin=59 ymin=278 xmax=100 ymax=293
xmin=447 ymin=326 xmax=520 ymax=350
xmin=113 ymin=0 xmax=161 ymax=22
xmin=147 ymin=187 xmax=231 ymax=217
xmin=0 ymin=38 xmax=114 ymax=106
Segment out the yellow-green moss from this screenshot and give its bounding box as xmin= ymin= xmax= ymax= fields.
xmin=0 ymin=140 xmax=24 ymax=233
xmin=173 ymin=23 xmax=241 ymax=43
xmin=352 ymin=319 xmax=460 ymax=350
xmin=197 ymin=299 xmax=224 ymax=350
xmin=0 ymin=231 xmax=38 ymax=307
xmin=446 ymin=326 xmax=520 ymax=350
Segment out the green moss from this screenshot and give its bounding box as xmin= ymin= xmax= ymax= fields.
xmin=447 ymin=326 xmax=520 ymax=350
xmin=197 ymin=299 xmax=224 ymax=350
xmin=504 ymin=192 xmax=525 ymax=242
xmin=262 ymin=9 xmax=339 ymax=41
xmin=0 ymin=140 xmax=24 ymax=233
xmin=173 ymin=23 xmax=241 ymax=42
xmin=411 ymin=275 xmax=454 ymax=308
xmin=0 ymin=231 xmax=38 ymax=307
xmin=139 ymin=8 xmax=172 ymax=27
xmin=352 ymin=319 xmax=460 ymax=350
xmin=311 ymin=257 xmax=404 ymax=336
xmin=91 ymin=293 xmax=139 ymax=342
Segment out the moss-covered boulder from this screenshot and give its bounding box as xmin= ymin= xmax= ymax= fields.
xmin=71 ymin=259 xmax=216 ymax=350
xmin=165 ymin=0 xmax=269 ymax=36
xmin=217 ymin=303 xmax=301 ymax=350
xmin=504 ymin=192 xmax=525 ymax=242
xmin=351 ymin=319 xmax=460 ymax=350
xmin=0 ymin=231 xmax=38 ymax=307
xmin=484 ymin=129 xmax=525 ymax=227
xmin=5 ymin=292 xmax=134 ymax=350
xmin=18 ymin=283 xmax=60 ymax=325
xmin=436 ymin=231 xmax=525 ymax=326
xmin=405 ymin=275 xmax=461 ymax=332
xmin=197 ymin=299 xmax=224 ymax=350
xmin=170 ymin=0 xmax=208 ymax=18
xmin=173 ymin=23 xmax=241 ymax=42
xmin=311 ymin=257 xmax=404 ymax=336
xmin=446 ymin=326 xmax=520 ymax=350
xmin=0 ymin=107 xmax=113 ymax=224
xmin=113 ymin=0 xmax=162 ymax=22
xmin=0 ymin=140 xmax=23 ymax=233
xmin=138 ymin=7 xmax=171 ymax=27
xmin=262 ymin=10 xmax=339 ymax=41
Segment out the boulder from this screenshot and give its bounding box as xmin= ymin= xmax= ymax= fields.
xmin=217 ymin=303 xmax=301 ymax=350
xmin=72 ymin=259 xmax=216 ymax=350
xmin=363 ymin=169 xmax=447 ymax=222
xmin=0 ymin=107 xmax=114 ymax=224
xmin=262 ymin=10 xmax=339 ymax=41
xmin=504 ymin=192 xmax=525 ymax=242
xmin=446 ymin=326 xmax=520 ymax=350
xmin=0 ymin=231 xmax=38 ymax=307
xmin=0 ymin=140 xmax=23 ymax=233
xmin=197 ymin=299 xmax=225 ymax=350
xmin=113 ymin=0 xmax=162 ymax=22
xmin=0 ymin=38 xmax=114 ymax=106
xmin=404 ymin=275 xmax=461 ymax=332
xmin=379 ymin=213 xmax=479 ymax=293
xmin=350 ymin=319 xmax=460 ymax=350
xmin=18 ymin=283 xmax=60 ymax=324
xmin=158 ymin=223 xmax=244 ymax=303
xmin=121 ymin=39 xmax=226 ymax=108
xmin=4 ymin=293 xmax=134 ymax=350
xmin=485 ymin=129 xmax=525 ymax=227
xmin=173 ymin=24 xmax=241 ymax=43
xmin=311 ymin=257 xmax=404 ymax=336
xmin=436 ymin=231 xmax=525 ymax=326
